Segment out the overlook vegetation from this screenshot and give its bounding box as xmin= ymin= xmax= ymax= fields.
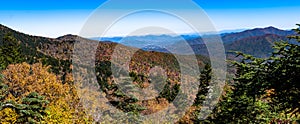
xmin=0 ymin=23 xmax=300 ymax=123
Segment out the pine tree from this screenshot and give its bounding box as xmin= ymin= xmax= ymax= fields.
xmin=0 ymin=33 xmax=24 ymax=70
xmin=0 ymin=92 xmax=49 ymax=123
xmin=194 ymin=64 xmax=211 ymax=106
xmin=207 ymin=24 xmax=300 ymax=123
xmin=0 ymin=74 xmax=8 ymax=101
xmin=17 ymin=92 xmax=49 ymax=123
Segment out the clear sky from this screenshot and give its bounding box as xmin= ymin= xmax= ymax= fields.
xmin=0 ymin=0 xmax=300 ymax=38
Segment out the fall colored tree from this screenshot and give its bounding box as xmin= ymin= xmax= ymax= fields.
xmin=0 ymin=62 xmax=93 ymax=123
xmin=0 ymin=107 xmax=18 ymax=124
xmin=1 ymin=62 xmax=66 ymax=101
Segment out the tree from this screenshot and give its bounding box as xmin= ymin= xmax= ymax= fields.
xmin=206 ymin=24 xmax=300 ymax=123
xmin=0 ymin=74 xmax=18 ymax=124
xmin=0 ymin=107 xmax=18 ymax=124
xmin=266 ymin=25 xmax=300 ymax=117
xmin=0 ymin=92 xmax=49 ymax=123
xmin=194 ymin=64 xmax=212 ymax=106
xmin=0 ymin=33 xmax=24 ymax=70
xmin=0 ymin=62 xmax=93 ymax=123
xmin=16 ymin=92 xmax=49 ymax=123
xmin=0 ymin=74 xmax=8 ymax=101
xmin=1 ymin=62 xmax=66 ymax=101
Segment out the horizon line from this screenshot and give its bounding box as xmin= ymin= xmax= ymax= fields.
xmin=0 ymin=23 xmax=295 ymax=39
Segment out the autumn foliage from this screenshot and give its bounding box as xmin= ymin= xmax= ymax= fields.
xmin=0 ymin=62 xmax=92 ymax=123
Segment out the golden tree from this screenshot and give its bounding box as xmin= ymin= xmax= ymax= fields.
xmin=0 ymin=62 xmax=92 ymax=123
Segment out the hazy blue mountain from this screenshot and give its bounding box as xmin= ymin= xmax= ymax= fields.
xmin=221 ymin=26 xmax=295 ymax=44
xmin=91 ymin=26 xmax=295 ymax=58
xmin=172 ymin=27 xmax=295 ymax=57
xmin=93 ymin=34 xmax=200 ymax=50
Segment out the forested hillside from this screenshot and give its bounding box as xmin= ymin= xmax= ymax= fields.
xmin=0 ymin=24 xmax=208 ymax=123
xmin=0 ymin=23 xmax=300 ymax=123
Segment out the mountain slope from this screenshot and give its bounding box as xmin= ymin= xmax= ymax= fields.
xmin=0 ymin=24 xmax=73 ymax=75
xmin=221 ymin=26 xmax=295 ymax=44
xmin=225 ymin=34 xmax=288 ymax=58
xmin=0 ymin=24 xmax=210 ymax=117
xmin=0 ymin=24 xmax=208 ymax=82
xmin=95 ymin=26 xmax=295 ymax=58
xmin=163 ymin=27 xmax=295 ymax=58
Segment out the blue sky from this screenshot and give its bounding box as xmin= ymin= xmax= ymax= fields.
xmin=0 ymin=0 xmax=300 ymax=37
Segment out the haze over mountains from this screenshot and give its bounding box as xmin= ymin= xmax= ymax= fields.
xmin=96 ymin=26 xmax=295 ymax=58
xmin=0 ymin=23 xmax=296 ymax=59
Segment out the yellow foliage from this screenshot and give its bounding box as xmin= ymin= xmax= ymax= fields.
xmin=44 ymin=83 xmax=93 ymax=123
xmin=0 ymin=108 xmax=18 ymax=124
xmin=1 ymin=62 xmax=66 ymax=102
xmin=44 ymin=98 xmax=73 ymax=123
xmin=1 ymin=62 xmax=93 ymax=123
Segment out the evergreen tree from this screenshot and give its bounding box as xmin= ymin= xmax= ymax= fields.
xmin=17 ymin=92 xmax=49 ymax=123
xmin=0 ymin=92 xmax=49 ymax=123
xmin=0 ymin=74 xmax=8 ymax=101
xmin=194 ymin=64 xmax=212 ymax=106
xmin=0 ymin=33 xmax=24 ymax=70
xmin=266 ymin=24 xmax=300 ymax=117
xmin=207 ymin=24 xmax=300 ymax=123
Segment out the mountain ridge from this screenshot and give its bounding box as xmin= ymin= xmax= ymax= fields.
xmin=0 ymin=24 xmax=295 ymax=59
xmin=0 ymin=23 xmax=209 ymax=74
xmin=93 ymin=26 xmax=296 ymax=58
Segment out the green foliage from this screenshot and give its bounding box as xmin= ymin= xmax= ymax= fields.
xmin=0 ymin=92 xmax=49 ymax=123
xmin=201 ymin=24 xmax=300 ymax=123
xmin=0 ymin=29 xmax=72 ymax=82
xmin=17 ymin=92 xmax=49 ymax=123
xmin=210 ymin=87 xmax=280 ymax=123
xmin=158 ymin=81 xmax=180 ymax=102
xmin=194 ymin=64 xmax=211 ymax=106
xmin=266 ymin=26 xmax=300 ymax=115
xmin=95 ymin=61 xmax=146 ymax=115
xmin=0 ymin=33 xmax=24 ymax=70
xmin=0 ymin=74 xmax=8 ymax=101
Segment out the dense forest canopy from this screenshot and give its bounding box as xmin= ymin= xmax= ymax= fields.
xmin=0 ymin=24 xmax=300 ymax=123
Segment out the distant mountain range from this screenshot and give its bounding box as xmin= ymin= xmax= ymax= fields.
xmin=92 ymin=34 xmax=200 ymax=49
xmin=92 ymin=29 xmax=248 ymax=43
xmin=95 ymin=26 xmax=296 ymax=58
xmin=185 ymin=27 xmax=295 ymax=58
xmin=0 ymin=23 xmax=296 ymax=61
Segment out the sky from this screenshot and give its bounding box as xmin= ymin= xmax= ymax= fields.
xmin=0 ymin=0 xmax=300 ymax=38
